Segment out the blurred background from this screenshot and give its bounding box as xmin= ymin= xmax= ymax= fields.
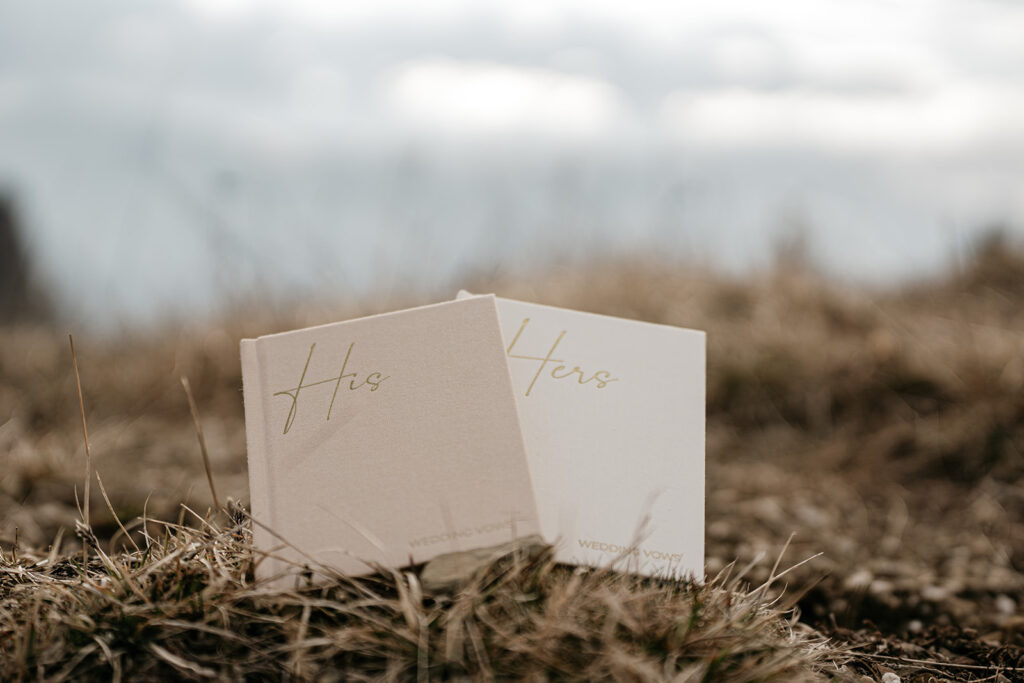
xmin=1 ymin=0 xmax=1023 ymax=328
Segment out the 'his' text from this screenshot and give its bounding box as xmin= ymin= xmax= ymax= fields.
xmin=274 ymin=343 xmax=389 ymax=434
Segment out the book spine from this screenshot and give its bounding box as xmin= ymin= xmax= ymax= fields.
xmin=240 ymin=339 xmax=275 ymax=579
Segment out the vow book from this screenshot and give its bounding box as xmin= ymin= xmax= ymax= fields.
xmin=241 ymin=296 xmax=540 ymax=585
xmin=458 ymin=292 xmax=706 ymax=578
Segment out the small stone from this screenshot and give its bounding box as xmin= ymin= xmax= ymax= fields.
xmin=881 ymin=673 xmax=901 ymax=683
xmin=844 ymin=568 xmax=872 ymax=590
xmin=921 ymin=584 xmax=949 ymax=602
xmin=995 ymin=594 xmax=1016 ymax=615
xmin=419 ymin=534 xmax=547 ymax=593
xmin=907 ymin=619 xmax=922 ymax=633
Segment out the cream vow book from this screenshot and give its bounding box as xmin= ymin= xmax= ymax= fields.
xmin=458 ymin=292 xmax=706 ymax=578
xmin=241 ymin=296 xmax=540 ymax=585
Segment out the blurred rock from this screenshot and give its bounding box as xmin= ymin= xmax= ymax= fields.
xmin=995 ymin=594 xmax=1016 ymax=616
xmin=0 ymin=193 xmax=50 ymax=322
xmin=419 ymin=534 xmax=547 ymax=593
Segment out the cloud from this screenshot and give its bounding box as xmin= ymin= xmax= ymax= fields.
xmin=658 ymin=82 xmax=1024 ymax=156
xmin=383 ymin=58 xmax=626 ymax=141
xmin=179 ymin=0 xmax=491 ymax=27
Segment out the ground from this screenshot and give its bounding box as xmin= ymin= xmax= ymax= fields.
xmin=1 ymin=240 xmax=1023 ymax=680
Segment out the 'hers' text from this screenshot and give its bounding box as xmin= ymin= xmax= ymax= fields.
xmin=506 ymin=318 xmax=619 ymax=397
xmin=274 ymin=342 xmax=389 ymax=434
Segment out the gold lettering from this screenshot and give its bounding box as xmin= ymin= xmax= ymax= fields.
xmin=274 ymin=342 xmax=388 ymax=434
xmin=366 ymin=372 xmax=389 ymax=391
xmin=274 ymin=343 xmax=316 ymax=435
xmin=506 ymin=318 xmax=619 ymax=396
xmin=579 ymin=538 xmax=681 ymax=563
xmin=506 ymin=318 xmax=567 ymax=397
xmin=327 ymin=343 xmax=356 ymax=421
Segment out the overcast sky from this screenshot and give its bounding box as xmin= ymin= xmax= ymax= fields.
xmin=2 ymin=0 xmax=1023 ymax=325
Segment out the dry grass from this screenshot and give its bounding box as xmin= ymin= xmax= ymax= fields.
xmin=3 ymin=236 xmax=1024 ymax=680
xmin=1 ymin=508 xmax=842 ymax=681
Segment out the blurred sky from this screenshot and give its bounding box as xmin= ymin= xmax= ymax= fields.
xmin=1 ymin=0 xmax=1023 ymax=327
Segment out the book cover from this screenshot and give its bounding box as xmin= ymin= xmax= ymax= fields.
xmin=458 ymin=292 xmax=706 ymax=578
xmin=241 ymin=295 xmax=541 ymax=585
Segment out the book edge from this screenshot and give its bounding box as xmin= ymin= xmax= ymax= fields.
xmin=240 ymin=338 xmax=279 ymax=583
xmin=456 ymin=290 xmax=706 ymax=339
xmin=241 ymin=294 xmax=497 ymax=344
xmin=479 ymin=295 xmax=545 ymax=545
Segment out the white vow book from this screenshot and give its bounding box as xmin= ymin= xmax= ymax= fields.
xmin=241 ymin=296 xmax=540 ymax=585
xmin=458 ymin=292 xmax=706 ymax=578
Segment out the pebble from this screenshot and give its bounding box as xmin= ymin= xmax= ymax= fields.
xmin=419 ymin=534 xmax=547 ymax=593
xmin=995 ymin=594 xmax=1016 ymax=615
xmin=921 ymin=584 xmax=949 ymax=602
xmin=844 ymin=568 xmax=872 ymax=590
xmin=881 ymin=673 xmax=901 ymax=683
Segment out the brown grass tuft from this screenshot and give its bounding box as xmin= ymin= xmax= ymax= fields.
xmin=1 ymin=515 xmax=843 ymax=681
